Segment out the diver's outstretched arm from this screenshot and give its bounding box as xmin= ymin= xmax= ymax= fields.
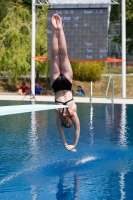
xmin=72 ymin=114 xmax=80 ymax=147
xmin=56 ymin=116 xmax=77 ymax=152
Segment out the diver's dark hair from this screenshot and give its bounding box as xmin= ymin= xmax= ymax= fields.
xmin=61 ymin=118 xmax=72 ymax=128
xmin=59 ymin=113 xmax=73 ymax=128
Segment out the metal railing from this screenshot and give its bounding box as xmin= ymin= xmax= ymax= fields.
xmin=105 ymin=76 xmax=114 ymax=103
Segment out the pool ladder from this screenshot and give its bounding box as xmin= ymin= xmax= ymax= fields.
xmin=105 ymin=76 xmax=114 ymax=104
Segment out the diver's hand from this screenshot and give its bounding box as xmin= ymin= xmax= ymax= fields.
xmin=64 ymin=144 xmax=76 ymax=152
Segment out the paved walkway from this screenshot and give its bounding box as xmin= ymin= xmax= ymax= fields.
xmin=0 ymin=93 xmax=133 ymax=104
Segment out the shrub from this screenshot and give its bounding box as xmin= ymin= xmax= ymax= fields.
xmin=71 ymin=62 xmax=105 ymax=82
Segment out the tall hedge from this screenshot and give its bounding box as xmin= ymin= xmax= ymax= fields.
xmin=71 ymin=62 xmax=105 ymax=82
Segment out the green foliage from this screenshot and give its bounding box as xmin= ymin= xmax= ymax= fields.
xmin=71 ymin=62 xmax=105 ymax=82
xmin=22 ymin=0 xmax=31 ymax=5
xmin=35 ymin=6 xmax=49 ymax=79
xmin=126 ymin=0 xmax=133 ymax=53
xmin=0 ymin=0 xmax=49 ymax=84
xmin=110 ymin=4 xmax=120 ymax=23
xmin=0 ymin=1 xmax=31 ymax=83
xmin=0 ymin=0 xmax=10 ymax=22
xmin=110 ymin=0 xmax=133 ymax=53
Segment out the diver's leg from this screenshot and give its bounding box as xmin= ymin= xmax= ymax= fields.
xmin=50 ymin=16 xmax=60 ymax=85
xmin=56 ymin=14 xmax=73 ymax=82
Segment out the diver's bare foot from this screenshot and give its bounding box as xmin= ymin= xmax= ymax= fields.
xmin=51 ymin=14 xmax=62 ymax=30
xmin=51 ymin=14 xmax=57 ymax=29
xmin=55 ymin=14 xmax=62 ymax=30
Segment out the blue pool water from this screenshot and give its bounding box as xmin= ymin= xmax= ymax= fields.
xmin=0 ymin=101 xmax=133 ymax=200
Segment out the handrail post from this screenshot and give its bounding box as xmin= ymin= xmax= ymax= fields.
xmin=90 ymin=81 xmax=92 ymax=103
xmin=105 ymin=76 xmax=114 ymax=103
xmin=112 ymin=76 xmax=114 ymax=104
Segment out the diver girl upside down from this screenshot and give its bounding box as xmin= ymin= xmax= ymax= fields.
xmin=50 ymin=14 xmax=80 ymax=152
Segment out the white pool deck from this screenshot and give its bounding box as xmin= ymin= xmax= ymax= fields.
xmin=0 ymin=93 xmax=133 ymax=104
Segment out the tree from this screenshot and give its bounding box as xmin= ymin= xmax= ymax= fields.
xmin=126 ymin=0 xmax=133 ymax=53
xmin=0 ymin=1 xmax=31 ymax=83
xmin=0 ymin=0 xmax=49 ymax=84
xmin=110 ymin=0 xmax=133 ymax=53
xmin=0 ymin=0 xmax=10 ymax=22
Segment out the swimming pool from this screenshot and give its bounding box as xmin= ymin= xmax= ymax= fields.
xmin=0 ymin=101 xmax=133 ymax=200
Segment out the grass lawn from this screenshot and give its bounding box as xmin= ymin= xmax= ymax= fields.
xmin=0 ymin=74 xmax=133 ymax=98
xmin=103 ymin=65 xmax=133 ymax=74
xmin=72 ymin=76 xmax=133 ymax=98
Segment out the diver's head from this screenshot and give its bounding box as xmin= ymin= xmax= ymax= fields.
xmin=59 ymin=113 xmax=73 ymax=128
